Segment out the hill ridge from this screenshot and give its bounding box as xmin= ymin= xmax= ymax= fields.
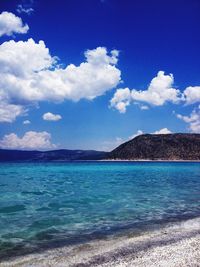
xmin=108 ymin=133 xmax=200 ymax=160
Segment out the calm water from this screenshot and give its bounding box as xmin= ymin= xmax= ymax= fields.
xmin=0 ymin=161 xmax=200 ymax=258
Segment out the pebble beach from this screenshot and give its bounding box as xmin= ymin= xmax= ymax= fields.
xmin=1 ymin=216 xmax=199 ymax=267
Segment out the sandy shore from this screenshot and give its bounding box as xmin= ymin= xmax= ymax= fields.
xmin=0 ymin=217 xmax=200 ymax=267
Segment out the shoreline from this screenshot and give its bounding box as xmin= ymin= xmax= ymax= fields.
xmin=1 ymin=159 xmax=200 ymax=163
xmin=1 ymin=216 xmax=200 ymax=267
xmin=99 ymin=159 xmax=200 ymax=162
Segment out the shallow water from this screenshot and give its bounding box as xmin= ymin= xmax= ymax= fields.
xmin=0 ymin=161 xmax=200 ymax=259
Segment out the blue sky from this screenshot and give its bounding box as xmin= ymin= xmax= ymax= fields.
xmin=0 ymin=0 xmax=200 ymax=151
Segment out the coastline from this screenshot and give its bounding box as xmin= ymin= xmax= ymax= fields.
xmin=99 ymin=159 xmax=200 ymax=162
xmin=1 ymin=216 xmax=200 ymax=267
xmin=1 ymin=159 xmax=200 ymax=163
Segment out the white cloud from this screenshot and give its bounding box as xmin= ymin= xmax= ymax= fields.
xmin=131 ymin=71 xmax=180 ymax=105
xmin=110 ymin=88 xmax=131 ymax=113
xmin=43 ymin=112 xmax=62 ymax=121
xmin=0 ymin=12 xmax=29 ymax=37
xmin=152 ymin=128 xmax=172 ymax=134
xmin=128 ymin=128 xmax=171 ymax=140
xmin=17 ymin=4 xmax=34 ymax=15
xmin=110 ymin=71 xmax=181 ymax=112
xmin=176 ymin=107 xmax=200 ymax=133
xmin=0 ymin=131 xmax=56 ymax=150
xmin=140 ymin=105 xmax=149 ymax=110
xmin=129 ymin=130 xmax=144 ymax=139
xmin=183 ymin=86 xmax=200 ymax=105
xmin=23 ymin=120 xmax=31 ymax=124
xmin=0 ymin=102 xmax=26 ymax=123
xmin=0 ymin=41 xmax=120 ymax=102
xmin=0 ymin=39 xmax=121 ymax=122
xmin=0 ymin=38 xmax=54 ymax=78
xmin=130 ymin=128 xmax=172 ymax=138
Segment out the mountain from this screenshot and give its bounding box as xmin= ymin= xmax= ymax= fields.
xmin=108 ymin=133 xmax=200 ymax=160
xmin=0 ymin=149 xmax=108 ymax=161
xmin=1 ymin=134 xmax=200 ymax=161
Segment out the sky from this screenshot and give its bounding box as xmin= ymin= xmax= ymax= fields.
xmin=0 ymin=0 xmax=199 ymax=151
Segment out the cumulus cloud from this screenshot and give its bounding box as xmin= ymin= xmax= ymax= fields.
xmin=110 ymin=71 xmax=200 ymax=114
xmin=0 ymin=102 xmax=26 ymax=123
xmin=43 ymin=112 xmax=62 ymax=121
xmin=0 ymin=38 xmax=54 ymax=78
xmin=131 ymin=71 xmax=180 ymax=105
xmin=0 ymin=40 xmax=120 ymax=102
xmin=0 ymin=131 xmax=56 ymax=150
xmin=110 ymin=71 xmax=181 ymax=113
xmin=23 ymin=120 xmax=31 ymax=124
xmin=152 ymin=128 xmax=172 ymax=134
xmin=183 ymin=86 xmax=200 ymax=105
xmin=176 ymin=107 xmax=200 ymax=133
xmin=110 ymin=88 xmax=131 ymax=113
xmin=0 ymin=11 xmax=29 ymax=37
xmin=0 ymin=39 xmax=121 ymax=122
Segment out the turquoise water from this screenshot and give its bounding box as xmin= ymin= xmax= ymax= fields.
xmin=0 ymin=161 xmax=200 ymax=258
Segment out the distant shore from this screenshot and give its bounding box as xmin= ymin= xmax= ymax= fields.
xmin=1 ymin=216 xmax=200 ymax=267
xmin=99 ymin=159 xmax=200 ymax=162
xmin=1 ymin=159 xmax=200 ymax=163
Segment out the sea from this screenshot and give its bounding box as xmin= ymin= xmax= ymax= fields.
xmin=0 ymin=161 xmax=200 ymax=259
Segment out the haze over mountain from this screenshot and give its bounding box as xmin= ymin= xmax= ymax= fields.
xmin=0 ymin=149 xmax=107 ymax=161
